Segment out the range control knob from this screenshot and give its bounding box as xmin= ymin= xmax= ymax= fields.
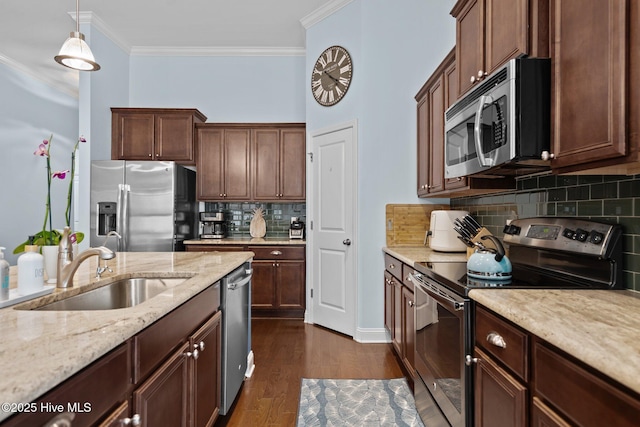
xmin=562 ymin=228 xmax=575 ymax=239
xmin=503 ymin=224 xmax=521 ymax=235
xmin=589 ymin=230 xmax=604 ymax=245
xmin=575 ymin=229 xmax=588 ymax=242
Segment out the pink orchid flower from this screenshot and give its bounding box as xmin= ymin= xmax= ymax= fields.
xmin=52 ymin=170 xmax=70 ymax=179
xmin=34 ymin=143 xmax=48 ymax=156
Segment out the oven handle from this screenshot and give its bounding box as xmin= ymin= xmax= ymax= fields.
xmin=410 ymin=273 xmax=465 ymax=311
xmin=474 ymin=94 xmax=496 ymax=167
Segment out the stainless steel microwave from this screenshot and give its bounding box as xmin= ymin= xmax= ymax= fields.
xmin=444 ymin=57 xmax=551 ymax=179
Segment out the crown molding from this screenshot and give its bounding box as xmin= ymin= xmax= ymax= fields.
xmin=300 ymin=0 xmax=353 ymax=29
xmin=0 ymin=51 xmax=78 ymax=98
xmin=130 ymin=46 xmax=306 ymax=57
xmin=74 ymin=11 xmax=132 ymax=54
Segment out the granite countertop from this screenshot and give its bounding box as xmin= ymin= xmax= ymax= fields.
xmin=383 ymin=245 xmax=640 ymax=395
xmin=382 ymin=245 xmax=467 ymax=265
xmin=470 ymin=289 xmax=640 ymax=394
xmin=185 ymin=237 xmax=306 ymax=245
xmin=0 ymin=251 xmax=253 ymax=422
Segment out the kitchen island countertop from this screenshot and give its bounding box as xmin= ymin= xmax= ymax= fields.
xmin=0 ymin=251 xmax=253 ymax=422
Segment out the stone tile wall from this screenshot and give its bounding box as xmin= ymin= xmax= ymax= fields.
xmin=451 ymin=174 xmax=640 ymax=291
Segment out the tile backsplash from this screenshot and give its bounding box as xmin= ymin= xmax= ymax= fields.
xmin=203 ymin=202 xmax=306 ymax=238
xmin=451 ymin=174 xmax=640 ymax=291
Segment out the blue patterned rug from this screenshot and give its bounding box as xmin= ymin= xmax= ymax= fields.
xmin=296 ymin=378 xmax=425 ymax=427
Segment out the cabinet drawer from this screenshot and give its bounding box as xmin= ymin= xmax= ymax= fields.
xmin=534 ymin=340 xmax=640 ymax=427
xmin=134 ymin=283 xmax=220 ymax=383
xmin=475 ymin=306 xmax=529 ymax=382
xmin=401 ymin=263 xmax=415 ymax=292
xmin=384 ymin=253 xmax=403 ymax=281
xmin=249 ymin=245 xmax=305 ymax=260
xmin=2 ymin=344 xmax=131 ymax=427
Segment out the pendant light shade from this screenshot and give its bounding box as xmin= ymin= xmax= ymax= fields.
xmin=54 ymin=0 xmax=100 ymax=71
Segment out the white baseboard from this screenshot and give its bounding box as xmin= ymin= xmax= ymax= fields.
xmin=354 ymin=327 xmax=391 ymax=343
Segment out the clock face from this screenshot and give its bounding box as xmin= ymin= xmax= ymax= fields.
xmin=311 ymin=46 xmax=353 ymax=106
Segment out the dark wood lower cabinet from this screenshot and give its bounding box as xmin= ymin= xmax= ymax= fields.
xmin=474 ymin=347 xmax=528 ymax=427
xmin=474 ymin=305 xmax=640 ymax=427
xmin=191 ymin=315 xmax=222 ymax=427
xmin=134 ymin=342 xmax=190 ymax=427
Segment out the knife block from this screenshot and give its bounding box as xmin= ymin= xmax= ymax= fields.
xmin=466 ymin=227 xmax=496 ymax=259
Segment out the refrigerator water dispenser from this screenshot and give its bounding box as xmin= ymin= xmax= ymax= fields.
xmin=97 ymin=202 xmax=117 ymax=236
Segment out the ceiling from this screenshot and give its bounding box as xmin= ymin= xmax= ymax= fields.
xmin=0 ymin=0 xmax=333 ymax=96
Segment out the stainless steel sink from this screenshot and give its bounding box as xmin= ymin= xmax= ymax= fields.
xmin=34 ymin=277 xmax=188 ymax=311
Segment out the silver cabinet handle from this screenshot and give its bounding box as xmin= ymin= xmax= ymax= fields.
xmin=185 ymin=349 xmax=200 ymax=359
xmin=486 ymin=332 xmax=507 ymax=348
xmin=388 ymin=263 xmax=395 ymax=269
xmin=122 ymin=414 xmax=142 ymax=426
xmin=44 ymin=412 xmax=75 ymax=427
xmin=408 ymin=300 xmax=415 ymax=307
xmin=541 ymin=150 xmax=556 ymax=161
xmin=195 ymin=341 xmax=205 ymax=352
xmin=270 ymin=250 xmax=282 ymax=256
xmin=343 ymin=239 xmax=351 ymax=246
xmin=465 ymin=355 xmax=478 ymax=366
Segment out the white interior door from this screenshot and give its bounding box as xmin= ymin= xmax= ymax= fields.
xmin=311 ymin=124 xmax=356 ymax=337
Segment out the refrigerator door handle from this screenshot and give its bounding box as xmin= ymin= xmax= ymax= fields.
xmin=117 ymin=184 xmax=131 ymax=252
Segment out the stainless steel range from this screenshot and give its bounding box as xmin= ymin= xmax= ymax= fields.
xmin=410 ymin=217 xmax=623 ymax=427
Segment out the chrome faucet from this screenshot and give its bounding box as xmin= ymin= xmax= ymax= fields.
xmin=57 ymin=227 xmax=116 ymax=288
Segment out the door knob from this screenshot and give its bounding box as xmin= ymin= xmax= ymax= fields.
xmin=343 ymin=239 xmax=351 ymax=245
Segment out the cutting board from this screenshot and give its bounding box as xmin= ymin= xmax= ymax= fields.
xmin=385 ymin=204 xmax=448 ymax=246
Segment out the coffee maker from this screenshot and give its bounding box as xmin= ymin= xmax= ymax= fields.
xmin=200 ymin=211 xmax=229 ymax=239
xmin=289 ymin=217 xmax=305 ymax=239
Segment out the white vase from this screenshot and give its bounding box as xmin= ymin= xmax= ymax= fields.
xmin=41 ymin=245 xmax=58 ymax=284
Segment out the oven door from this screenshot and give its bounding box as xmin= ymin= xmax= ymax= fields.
xmin=412 ymin=272 xmax=472 ymax=427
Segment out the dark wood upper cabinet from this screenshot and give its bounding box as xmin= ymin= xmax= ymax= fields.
xmin=547 ymin=0 xmax=637 ymax=173
xmin=111 ymin=108 xmax=206 ymax=165
xmin=252 ymin=125 xmax=306 ymax=201
xmin=451 ymin=0 xmax=549 ymax=97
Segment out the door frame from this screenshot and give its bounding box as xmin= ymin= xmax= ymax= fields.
xmin=305 ymin=119 xmax=359 ymax=335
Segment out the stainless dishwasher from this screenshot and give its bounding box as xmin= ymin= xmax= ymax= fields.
xmin=220 ymin=261 xmax=252 ymax=415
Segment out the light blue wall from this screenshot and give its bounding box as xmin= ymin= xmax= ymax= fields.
xmin=129 ymin=55 xmax=307 ymax=122
xmin=305 ymin=0 xmax=456 ymax=331
xmin=0 ymin=63 xmax=78 ymax=265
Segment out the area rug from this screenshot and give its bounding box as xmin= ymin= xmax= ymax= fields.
xmin=296 ymin=378 xmax=425 ymax=427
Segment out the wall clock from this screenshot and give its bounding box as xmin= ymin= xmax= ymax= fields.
xmin=311 ymin=45 xmax=353 ymax=106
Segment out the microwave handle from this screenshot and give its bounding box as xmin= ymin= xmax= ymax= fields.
xmin=474 ymin=94 xmax=496 ymax=167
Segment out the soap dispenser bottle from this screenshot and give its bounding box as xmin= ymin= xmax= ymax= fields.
xmin=0 ymin=247 xmax=9 ymax=301
xmin=17 ymin=236 xmax=44 ymax=295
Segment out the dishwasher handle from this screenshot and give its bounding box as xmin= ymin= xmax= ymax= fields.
xmin=227 ymin=271 xmax=252 ymax=290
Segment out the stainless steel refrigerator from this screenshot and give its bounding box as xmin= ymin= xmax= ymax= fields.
xmin=90 ymin=161 xmax=197 ymax=252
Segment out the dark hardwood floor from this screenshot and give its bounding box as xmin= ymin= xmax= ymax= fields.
xmin=217 ymin=318 xmax=406 ymax=427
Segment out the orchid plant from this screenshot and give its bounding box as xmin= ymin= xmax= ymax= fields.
xmin=13 ymin=135 xmax=86 ymax=253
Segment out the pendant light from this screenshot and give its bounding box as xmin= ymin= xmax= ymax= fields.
xmin=54 ymin=0 xmax=100 ymax=71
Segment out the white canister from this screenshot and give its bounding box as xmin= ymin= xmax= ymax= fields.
xmin=18 ymin=244 xmax=44 ymax=295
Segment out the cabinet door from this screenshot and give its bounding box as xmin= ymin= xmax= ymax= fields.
xmin=427 ymin=72 xmax=446 ymax=194
xmin=276 ymin=261 xmax=305 ymax=311
xmin=196 ymin=127 xmax=225 ymax=200
xmin=401 ymin=286 xmax=415 ymax=377
xmin=443 ymin=55 xmax=469 ymax=191
xmin=191 ymin=312 xmax=222 ymax=427
xmin=416 ymin=94 xmax=430 ymax=196
xmin=484 ymin=0 xmax=528 ymax=76
xmin=113 ymin=112 xmax=155 ymax=160
xmin=531 ymin=397 xmax=572 ymax=427
xmin=156 ymin=113 xmax=195 ymax=164
xmin=392 ymin=277 xmax=403 ymax=356
xmin=252 ymin=128 xmax=280 ymax=200
xmin=280 ymin=128 xmax=306 ymax=201
xmin=97 ymin=401 xmax=131 ymax=427
xmin=251 ymin=260 xmax=277 ymax=310
xmin=454 ymin=0 xmax=485 ymax=96
xmin=134 ymin=343 xmax=190 ymax=427
xmin=224 ymin=129 xmax=251 ymax=200
xmin=384 ymin=271 xmax=394 ymax=333
xmin=474 ymin=347 xmax=528 ymax=427
xmin=549 ymin=0 xmax=628 ymax=169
